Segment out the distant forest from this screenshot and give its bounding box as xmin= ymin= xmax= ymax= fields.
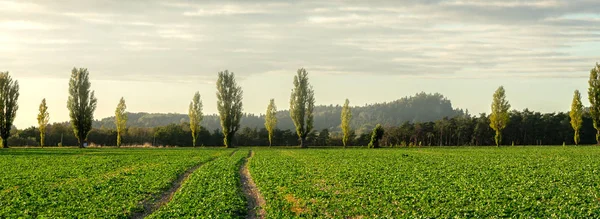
xmin=6 ymin=92 xmax=590 ymax=147
xmin=93 ymin=92 xmax=464 ymax=134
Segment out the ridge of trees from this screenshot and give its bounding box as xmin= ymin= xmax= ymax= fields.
xmin=3 ymin=62 xmax=600 ymax=147
xmin=92 ymin=92 xmax=464 ymax=134
xmin=4 ymin=107 xmax=592 ymax=147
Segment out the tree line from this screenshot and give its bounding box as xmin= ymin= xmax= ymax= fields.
xmin=2 ymin=107 xmax=596 ymax=147
xmin=92 ymin=92 xmax=463 ymax=133
xmin=1 ymin=63 xmax=600 ymax=148
xmin=0 ymin=68 xmax=320 ymax=148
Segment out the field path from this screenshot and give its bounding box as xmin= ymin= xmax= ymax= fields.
xmin=132 ymin=150 xmax=237 ymax=219
xmin=240 ymin=150 xmax=266 ymax=219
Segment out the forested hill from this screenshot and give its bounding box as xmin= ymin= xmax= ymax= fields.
xmin=93 ymin=92 xmax=464 ymax=133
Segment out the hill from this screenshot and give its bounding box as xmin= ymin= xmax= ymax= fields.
xmin=94 ymin=92 xmax=464 ymax=133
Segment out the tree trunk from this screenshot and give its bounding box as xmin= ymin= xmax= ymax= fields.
xmin=300 ymin=137 xmax=307 ymax=148
xmin=40 ymin=133 xmax=44 ymax=148
xmin=2 ymin=137 xmax=8 ymax=148
xmin=596 ymin=129 xmax=600 ymax=145
xmin=224 ymin=133 xmax=234 ymax=148
xmin=117 ymin=133 xmax=122 ymax=148
xmin=495 ymin=130 xmax=501 ymax=147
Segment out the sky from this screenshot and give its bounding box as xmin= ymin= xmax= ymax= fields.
xmin=1 ymin=0 xmax=599 ymax=128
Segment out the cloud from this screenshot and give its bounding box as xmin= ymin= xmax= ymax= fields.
xmin=0 ymin=20 xmax=56 ymax=30
xmin=120 ymin=41 xmax=171 ymax=51
xmin=156 ymin=29 xmax=203 ymax=41
xmin=183 ymin=4 xmax=267 ymax=16
xmin=127 ymin=21 xmax=156 ymax=26
xmin=1 ymin=0 xmax=599 ymax=81
xmin=0 ymin=1 xmax=46 ymax=13
xmin=441 ymin=0 xmax=563 ymax=8
xmin=62 ymin=12 xmax=115 ymax=24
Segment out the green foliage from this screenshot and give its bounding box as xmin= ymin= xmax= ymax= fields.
xmin=0 ymin=148 xmax=225 ymax=217
xmin=489 ymin=86 xmax=511 ymax=146
xmin=188 ymin=92 xmax=203 ymax=147
xmin=148 ymin=150 xmax=247 ymax=218
xmin=115 ymin=97 xmax=127 ymax=147
xmin=8 ymin=107 xmax=589 ymax=147
xmin=67 ymin=68 xmax=97 ymax=148
xmin=570 ymin=90 xmax=583 ymax=145
xmin=216 ymin=70 xmax=243 ymax=148
xmin=265 ymin=99 xmax=277 ymax=146
xmin=588 ymin=63 xmax=600 ymax=144
xmin=290 ymin=68 xmax=315 ymax=148
xmin=341 ymin=99 xmax=352 ymax=147
xmin=251 ymin=147 xmax=600 ymax=218
xmin=368 ymin=124 xmax=384 ymax=148
xmin=37 ymin=99 xmax=49 ymax=147
xmin=93 ymin=93 xmax=463 ymax=134
xmin=317 ymin=128 xmax=330 ymax=146
xmin=434 ymin=118 xmax=449 ymax=146
xmin=0 ymin=72 xmax=19 ymax=148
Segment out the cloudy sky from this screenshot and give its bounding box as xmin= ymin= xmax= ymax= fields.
xmin=1 ymin=0 xmax=599 ymax=128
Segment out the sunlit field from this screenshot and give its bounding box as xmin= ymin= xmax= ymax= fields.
xmin=1 ymin=146 xmax=599 ymax=218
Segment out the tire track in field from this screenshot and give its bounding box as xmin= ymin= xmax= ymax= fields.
xmin=240 ymin=150 xmax=266 ymax=219
xmin=131 ymin=150 xmax=238 ymax=219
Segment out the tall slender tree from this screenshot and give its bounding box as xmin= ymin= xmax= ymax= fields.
xmin=216 ymin=70 xmax=243 ymax=148
xmin=37 ymin=98 xmax=49 ymax=147
xmin=589 ymin=63 xmax=600 ymax=144
xmin=67 ymin=68 xmax=97 ymax=148
xmin=115 ymin=97 xmax=127 ymax=147
xmin=0 ymin=72 xmax=19 ymax=148
xmin=290 ymin=68 xmax=315 ymax=148
xmin=368 ymin=124 xmax=384 ymax=148
xmin=489 ymin=86 xmax=510 ymax=147
xmin=189 ymin=92 xmax=203 ymax=147
xmin=265 ymin=99 xmax=277 ymax=147
xmin=570 ymin=90 xmax=583 ymax=145
xmin=341 ymin=98 xmax=352 ymax=147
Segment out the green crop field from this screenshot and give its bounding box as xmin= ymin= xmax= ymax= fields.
xmin=0 ymin=148 xmax=228 ymax=218
xmin=1 ymin=146 xmax=600 ymax=218
xmin=250 ymin=147 xmax=600 ymax=218
xmin=149 ymin=149 xmax=248 ymax=218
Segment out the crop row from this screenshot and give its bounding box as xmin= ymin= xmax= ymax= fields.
xmin=148 ymin=149 xmax=249 ymax=218
xmin=250 ymin=147 xmax=600 ymax=218
xmin=0 ymin=148 xmax=227 ymax=218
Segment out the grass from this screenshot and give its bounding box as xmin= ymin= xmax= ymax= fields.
xmin=2 ymin=146 xmax=600 ymax=218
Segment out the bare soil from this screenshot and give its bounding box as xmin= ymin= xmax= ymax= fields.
xmin=240 ymin=151 xmax=267 ymax=219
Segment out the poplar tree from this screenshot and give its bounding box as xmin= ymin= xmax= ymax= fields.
xmin=489 ymin=86 xmax=510 ymax=147
xmin=341 ymin=98 xmax=352 ymax=147
xmin=216 ymin=70 xmax=243 ymax=148
xmin=0 ymin=72 xmax=19 ymax=148
xmin=265 ymin=99 xmax=277 ymax=147
xmin=67 ymin=68 xmax=97 ymax=148
xmin=570 ymin=90 xmax=583 ymax=145
xmin=290 ymin=68 xmax=315 ymax=148
xmin=115 ymin=97 xmax=127 ymax=147
xmin=189 ymin=92 xmax=203 ymax=147
xmin=37 ymin=98 xmax=49 ymax=147
xmin=589 ymin=63 xmax=600 ymax=144
xmin=368 ymin=124 xmax=384 ymax=148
